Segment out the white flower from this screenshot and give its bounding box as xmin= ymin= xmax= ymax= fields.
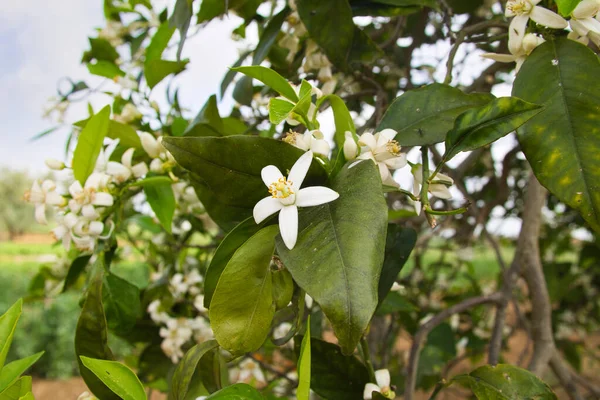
xmin=321 ymin=76 xmax=338 ymax=96
xmin=24 ymin=180 xmax=67 ymax=224
xmin=363 ymin=369 xmax=395 ymax=399
xmin=160 ymin=318 xmax=194 ymax=363
xmin=570 ymin=0 xmax=600 ymax=37
xmin=45 ymin=158 xmax=66 ymax=170
xmin=253 ymin=151 xmax=339 ymax=249
xmin=114 ymin=103 xmax=142 ymax=124
xmin=352 ymin=129 xmax=407 ymax=187
xmin=71 ymin=218 xmax=111 ymax=252
xmin=343 ymin=131 xmax=359 ymax=160
xmin=505 ymin=0 xmax=567 ymax=53
xmin=189 ymin=317 xmax=213 ymax=343
xmin=114 ymin=75 xmax=138 ymax=91
xmin=194 ymin=295 xmax=207 ymax=313
xmin=238 ymin=359 xmax=266 ymax=385
xmin=170 ymin=270 xmax=203 ymax=298
xmin=147 ymin=300 xmax=170 ymax=324
xmin=51 ymin=212 xmax=78 ymax=250
xmin=482 ymin=32 xmax=545 ymax=72
xmin=283 ymin=130 xmax=330 ymax=157
xmin=68 ymin=173 xmax=114 ymax=213
xmin=412 ymin=164 xmax=454 ymax=200
xmin=106 ymin=148 xmax=148 ymax=183
xmin=140 ymin=132 xmax=163 ymax=158
xmin=98 ymin=20 xmax=125 ymax=47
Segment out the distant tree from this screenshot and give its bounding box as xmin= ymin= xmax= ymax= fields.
xmin=0 ymin=169 xmax=36 ymax=240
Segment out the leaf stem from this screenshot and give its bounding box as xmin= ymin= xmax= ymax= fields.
xmin=360 ymin=336 xmax=377 ymax=383
xmin=424 ymin=204 xmax=469 ymax=216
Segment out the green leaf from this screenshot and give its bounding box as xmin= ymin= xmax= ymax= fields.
xmin=277 ymin=161 xmax=388 ymax=355
xmin=146 ymin=22 xmax=175 ymax=62
xmin=0 ymin=299 xmax=22 ymax=373
xmin=268 ymin=98 xmax=296 ymax=124
xmin=296 ymin=317 xmax=311 ymax=400
xmin=80 ymin=356 xmax=147 ymax=400
xmin=222 ymin=117 xmax=248 ymax=135
xmin=169 ymin=341 xmax=220 ymax=400
xmin=87 ymin=61 xmax=126 ymax=79
xmin=185 ymin=95 xmax=225 ymax=137
xmin=103 ymin=272 xmax=141 ymax=335
xmin=169 ymin=0 xmax=193 ymax=60
xmin=513 ymin=38 xmax=600 ymax=233
xmin=75 ymin=262 xmax=119 ymax=400
xmin=162 ymin=136 xmax=328 ymax=223
xmin=143 ymin=180 xmax=176 ymax=233
xmin=126 ymin=176 xmax=173 ymax=188
xmin=205 ymin=383 xmax=264 ymax=399
xmin=145 ymin=59 xmax=189 ymax=89
xmin=377 ymin=224 xmax=416 ymax=308
xmin=0 ymin=376 xmax=31 ymax=400
xmin=83 ymin=37 xmax=119 ymax=63
xmin=376 ymin=292 xmax=418 ymax=315
xmin=220 ymin=51 xmax=251 ymax=98
xmin=72 ymin=105 xmax=111 ymax=184
xmin=0 ymin=352 xmax=43 ymax=393
xmin=17 ymin=393 xmax=34 ymax=400
xmin=377 ymin=83 xmax=493 ymax=146
xmin=555 ymin=0 xmax=581 ymax=15
xmin=108 ymin=121 xmax=142 ymax=148
xmin=210 ymin=225 xmax=279 ymax=355
xmin=294 ymin=337 xmax=369 ymax=400
xmin=233 ymin=76 xmax=254 ymax=106
xmin=252 ymin=8 xmax=289 ymax=64
xmin=233 ymin=66 xmax=298 ymax=103
xmin=272 ymin=268 xmax=294 ymax=311
xmin=318 ymin=94 xmax=356 ymax=148
xmin=452 ymin=364 xmax=557 ymax=399
xmin=442 ymin=97 xmax=542 ymax=162
xmin=297 ymin=0 xmax=381 ymax=69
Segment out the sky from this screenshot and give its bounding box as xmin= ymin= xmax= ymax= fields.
xmin=0 ymin=0 xmax=243 ymax=175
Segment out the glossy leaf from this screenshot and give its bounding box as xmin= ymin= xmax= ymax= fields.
xmin=277 ymin=161 xmax=388 ymax=354
xmin=143 ymin=179 xmax=176 ymax=233
xmin=205 ymin=383 xmax=264 ymax=399
xmin=169 ymin=0 xmax=193 ymax=60
xmin=269 ymin=98 xmax=296 ymax=124
xmin=210 ymin=225 xmax=279 ymax=355
xmin=294 ymin=337 xmax=369 ymax=400
xmin=72 ymin=105 xmax=111 ymax=184
xmin=87 ymin=61 xmax=126 ymax=79
xmin=296 ymin=316 xmax=311 ymax=400
xmin=185 ymin=95 xmax=225 ymax=137
xmin=162 ymin=136 xmax=328 ymax=223
xmin=377 ymin=224 xmax=416 ymax=308
xmin=252 ymin=8 xmax=289 ymax=64
xmin=220 ymin=51 xmax=251 ymax=98
xmin=555 ymin=0 xmax=580 ymax=15
xmin=80 ymin=356 xmax=147 ymax=400
xmin=233 ymin=66 xmax=298 ymax=103
xmin=62 ymin=255 xmax=92 ymax=293
xmin=513 ymin=38 xmax=600 ymax=233
xmin=146 ymin=22 xmax=175 ymax=62
xmin=272 ymin=268 xmax=294 ymax=310
xmin=377 ymin=83 xmax=493 ymax=146
xmin=0 ymin=352 xmax=44 ymax=393
xmin=83 ymin=37 xmax=119 ymax=63
xmin=169 ymin=341 xmax=220 ymax=400
xmin=0 ymin=299 xmax=22 ymax=373
xmin=0 ymin=376 xmax=31 ymax=400
xmin=75 ymin=265 xmax=119 ymax=400
xmin=318 ymin=94 xmax=356 ymax=148
xmin=107 ymin=121 xmax=142 ymax=148
xmin=452 ymin=364 xmax=557 ymax=399
xmin=145 ymin=59 xmax=189 ymax=89
xmin=297 ymin=0 xmax=381 ymax=69
xmin=442 ymin=97 xmax=542 ymax=162
xmin=103 ymin=272 xmax=141 ymax=335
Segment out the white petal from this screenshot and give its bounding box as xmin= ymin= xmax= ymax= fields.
xmin=296 ymin=187 xmax=339 ymax=207
xmin=261 ymin=165 xmax=284 ymax=187
xmin=375 ymin=369 xmax=391 ymax=388
xmin=572 ymin=0 xmax=600 ymax=19
xmin=253 ymin=197 xmax=284 ymax=224
xmin=88 ymin=221 xmax=104 ymax=236
xmin=65 ymin=213 xmax=79 ymax=228
xmin=41 ymin=180 xmax=57 ymax=192
xmin=481 ymin=52 xmax=518 ymax=63
xmin=580 ymin=16 xmax=600 ymax=34
xmin=509 ymin=15 xmax=529 ymax=55
xmin=121 ymin=148 xmax=135 ymax=168
xmin=69 ymin=181 xmax=83 ymax=197
xmin=430 ymin=184 xmax=453 ymax=199
xmin=93 ymin=192 xmax=114 ymax=207
xmin=343 ymin=131 xmax=358 ymax=160
xmin=363 ymin=383 xmax=380 ymax=400
xmin=310 ymin=138 xmax=331 ymax=157
xmin=384 ymin=154 xmax=408 ymax=170
xmin=279 ymin=205 xmax=298 ymax=250
xmin=35 ymin=204 xmax=47 ymax=225
xmin=288 ymin=151 xmax=313 ymax=189
xmin=414 ymin=200 xmax=422 ymax=216
xmin=358 ymin=132 xmax=377 ymax=150
xmin=530 ymin=6 xmax=568 ymax=28
xmin=434 ymin=172 xmax=454 ymax=185
xmin=82 ymin=205 xmax=100 ymax=220
xmin=106 ymin=161 xmax=131 ymax=181
xmin=45 ymin=191 xmax=66 ymax=206
xmin=140 ymin=132 xmax=161 ymax=158
xmin=378 ymin=162 xmax=391 ymax=182
xmin=377 ymin=128 xmax=397 ymax=142
xmin=131 ymin=162 xmax=148 ymax=178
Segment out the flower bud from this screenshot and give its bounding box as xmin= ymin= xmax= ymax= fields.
xmin=45 ymin=158 xmax=66 ymax=170
xmin=343 ymin=131 xmax=358 ymax=160
xmin=140 ymin=132 xmax=162 ymax=158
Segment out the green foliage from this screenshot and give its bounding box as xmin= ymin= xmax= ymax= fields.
xmin=143 ymin=179 xmax=176 ymax=233
xmin=277 ymin=161 xmax=387 ymax=355
xmin=296 ymin=316 xmax=311 ymax=400
xmin=514 ymin=38 xmax=600 ymax=233
xmin=377 ymin=224 xmax=416 ymax=307
xmin=169 ymin=341 xmax=221 ymax=400
xmin=233 ymin=66 xmax=299 ymax=103
xmin=80 ymin=356 xmax=147 ymax=400
xmin=72 ymin=105 xmax=111 ymax=184
xmin=0 ymin=376 xmax=31 ymax=400
xmin=0 ymin=170 xmax=36 ymax=241
xmin=205 ymin=383 xmax=265 ymax=399
xmin=0 ymin=299 xmax=22 ymax=372
xmin=103 ymin=272 xmax=142 ymax=335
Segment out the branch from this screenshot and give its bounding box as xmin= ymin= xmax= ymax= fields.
xmin=549 ymin=353 xmax=585 ymax=400
xmin=403 ymin=292 xmax=503 ymax=400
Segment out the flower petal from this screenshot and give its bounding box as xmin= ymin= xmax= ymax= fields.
xmin=69 ymin=181 xmax=83 ymax=197
xmin=530 ymin=6 xmax=568 ymax=29
xmin=288 ymin=151 xmax=313 ymax=189
xmin=121 ymin=148 xmax=135 ymax=168
xmin=261 ymin=165 xmax=284 ymax=187
xmin=358 ymin=132 xmax=377 ymax=150
xmin=508 ymin=15 xmax=529 ymax=55
xmin=93 ymin=192 xmax=114 ymax=207
xmin=35 ymin=204 xmax=47 ymax=225
xmin=375 ymin=369 xmax=391 ymax=388
xmin=377 ymin=128 xmax=397 ymax=142
xmin=253 ymin=196 xmax=284 ymax=224
xmin=383 ymin=154 xmax=408 ymax=169
xmin=296 ymin=186 xmax=339 ymax=207
xmin=310 ymin=138 xmax=331 ymax=157
xmin=481 ymin=53 xmax=518 ymax=63
xmin=377 ymin=162 xmax=391 ymax=182
xmin=580 ymin=16 xmax=600 ymax=34
xmin=430 ymin=184 xmax=453 ymax=199
xmin=279 ymin=205 xmax=298 ymax=250
xmin=363 ymin=383 xmax=380 ymax=400
xmin=572 ymin=0 xmax=600 ymax=19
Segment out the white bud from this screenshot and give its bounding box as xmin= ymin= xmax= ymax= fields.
xmin=140 ymin=132 xmax=162 ymax=158
xmin=45 ymin=158 xmax=66 ymax=170
xmin=343 ymin=131 xmax=358 ymax=160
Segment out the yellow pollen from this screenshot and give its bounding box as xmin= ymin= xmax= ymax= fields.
xmin=386 ymin=140 xmax=401 ymax=155
xmin=269 ymin=177 xmax=294 ymax=199
xmin=283 ymin=131 xmax=299 ymax=145
xmin=508 ymin=0 xmax=529 ymax=14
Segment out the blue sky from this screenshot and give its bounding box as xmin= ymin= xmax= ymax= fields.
xmin=0 ymin=1 xmax=242 ymax=175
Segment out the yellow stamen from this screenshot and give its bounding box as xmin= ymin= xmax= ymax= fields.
xmin=386 ymin=140 xmax=401 ymax=156
xmin=269 ymin=177 xmax=295 ymax=199
xmin=283 ymin=130 xmax=299 ymax=145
